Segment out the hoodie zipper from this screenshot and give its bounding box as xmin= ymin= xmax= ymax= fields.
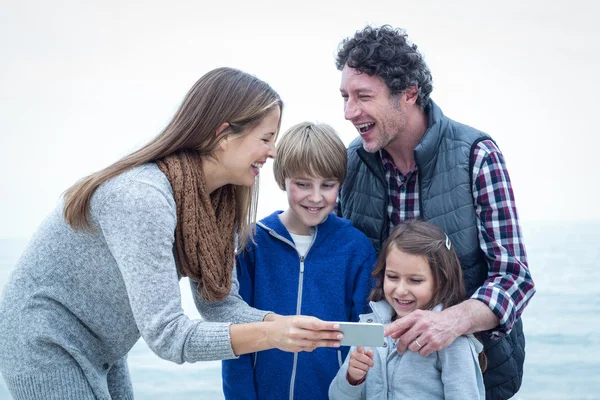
xmin=289 ymin=229 xmax=317 ymax=400
xmin=289 ymin=254 xmax=305 ymax=400
xmin=259 ymin=222 xmax=317 ymax=400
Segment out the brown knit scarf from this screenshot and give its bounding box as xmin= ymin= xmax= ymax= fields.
xmin=156 ymin=150 xmax=236 ymax=302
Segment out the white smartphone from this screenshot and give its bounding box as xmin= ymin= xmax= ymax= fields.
xmin=335 ymin=322 xmax=385 ymax=347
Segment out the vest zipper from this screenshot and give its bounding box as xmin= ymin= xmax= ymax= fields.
xmin=357 ymin=149 xmax=390 ymax=248
xmin=415 ymin=152 xmax=424 ymax=218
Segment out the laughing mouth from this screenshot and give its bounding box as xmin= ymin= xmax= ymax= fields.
xmin=356 ymin=123 xmax=375 ymax=133
xmin=251 ymin=162 xmax=263 ymax=169
xmin=395 ymin=299 xmax=415 ymax=307
xmin=303 ymin=206 xmax=323 ymax=212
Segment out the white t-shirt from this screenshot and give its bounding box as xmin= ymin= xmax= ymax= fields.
xmin=290 ymin=232 xmax=313 ymax=257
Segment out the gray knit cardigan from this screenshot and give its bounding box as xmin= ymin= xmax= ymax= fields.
xmin=0 ymin=163 xmax=269 ymax=400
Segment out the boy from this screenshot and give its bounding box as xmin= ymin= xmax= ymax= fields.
xmin=221 ymin=122 xmax=377 ymax=400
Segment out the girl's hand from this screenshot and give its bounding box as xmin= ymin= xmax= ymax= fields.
xmin=266 ymin=315 xmax=342 ymax=353
xmin=346 ymin=346 xmax=374 ymax=385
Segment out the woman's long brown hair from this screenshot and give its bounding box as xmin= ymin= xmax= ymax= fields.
xmin=63 ymin=67 xmax=282 ymax=251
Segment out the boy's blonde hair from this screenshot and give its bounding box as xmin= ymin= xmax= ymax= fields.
xmin=273 ymin=122 xmax=347 ymax=190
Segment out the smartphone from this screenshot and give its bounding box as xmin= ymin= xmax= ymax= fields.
xmin=335 ymin=322 xmax=385 ymax=347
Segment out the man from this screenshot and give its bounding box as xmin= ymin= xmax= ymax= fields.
xmin=335 ymin=25 xmax=535 ymax=400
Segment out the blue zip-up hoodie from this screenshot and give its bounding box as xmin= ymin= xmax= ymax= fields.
xmin=222 ymin=211 xmax=377 ymax=400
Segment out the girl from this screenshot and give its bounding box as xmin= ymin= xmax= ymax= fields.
xmin=0 ymin=67 xmax=342 ymax=400
xmin=329 ymin=219 xmax=486 ymax=399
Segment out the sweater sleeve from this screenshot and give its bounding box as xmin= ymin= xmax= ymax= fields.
xmin=94 ymin=178 xmax=237 ymax=363
xmin=328 ymin=346 xmax=365 ymax=400
xmin=438 ymin=336 xmax=486 ymax=400
xmin=190 ymin=255 xmax=268 ymax=324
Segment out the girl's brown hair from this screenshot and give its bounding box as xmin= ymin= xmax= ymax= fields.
xmin=370 ymin=219 xmax=465 ymax=309
xmin=62 ymin=67 xmax=282 ymax=251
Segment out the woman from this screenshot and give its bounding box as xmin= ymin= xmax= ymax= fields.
xmin=0 ymin=67 xmax=342 ymax=400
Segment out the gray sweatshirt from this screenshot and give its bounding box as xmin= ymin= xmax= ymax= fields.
xmin=329 ymin=300 xmax=485 ymax=400
xmin=0 ymin=163 xmax=269 ymax=400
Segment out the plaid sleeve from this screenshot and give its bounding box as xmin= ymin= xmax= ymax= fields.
xmin=471 ymin=140 xmax=535 ymax=339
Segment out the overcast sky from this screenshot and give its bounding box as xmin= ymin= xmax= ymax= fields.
xmin=1 ymin=0 xmax=598 ymax=239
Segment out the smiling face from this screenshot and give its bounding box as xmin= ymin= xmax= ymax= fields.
xmin=340 ymin=65 xmax=409 ymax=153
xmin=279 ymin=176 xmax=340 ymax=235
xmin=383 ymin=246 xmax=435 ymax=319
xmin=219 ymin=107 xmax=280 ymax=187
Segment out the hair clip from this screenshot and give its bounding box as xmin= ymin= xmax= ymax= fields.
xmin=445 ymin=234 xmax=451 ymax=251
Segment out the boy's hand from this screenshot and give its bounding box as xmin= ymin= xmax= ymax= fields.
xmin=346 ymin=346 xmax=374 ymax=385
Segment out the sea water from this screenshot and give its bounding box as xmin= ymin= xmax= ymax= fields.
xmin=0 ymin=221 xmax=598 ymax=399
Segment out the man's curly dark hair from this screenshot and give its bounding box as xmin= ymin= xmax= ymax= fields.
xmin=336 ymin=25 xmax=433 ymax=109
